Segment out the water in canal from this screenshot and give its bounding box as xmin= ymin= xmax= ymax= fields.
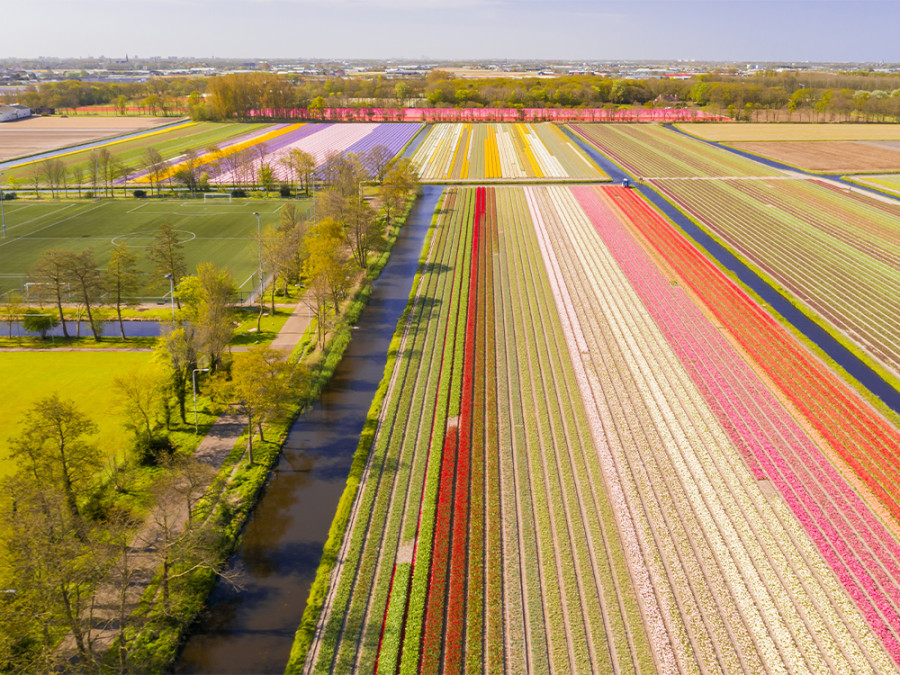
xmin=175 ymin=186 xmax=443 ymax=673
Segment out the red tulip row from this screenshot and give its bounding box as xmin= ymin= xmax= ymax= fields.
xmin=419 ymin=188 xmax=485 ymax=673
xmin=604 ymin=185 xmax=900 ymax=662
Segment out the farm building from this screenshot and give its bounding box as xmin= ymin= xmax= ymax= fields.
xmin=0 ymin=104 xmax=31 ymax=122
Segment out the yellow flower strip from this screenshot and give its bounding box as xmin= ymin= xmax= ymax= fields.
xmin=143 ymin=122 xmax=305 ymax=183
xmin=516 ymin=124 xmax=544 ymax=178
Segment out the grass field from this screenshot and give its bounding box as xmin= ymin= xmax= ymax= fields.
xmin=678 ymin=123 xmax=900 ymax=143
xmin=850 ymin=173 xmax=900 ymax=195
xmin=0 ymin=351 xmax=154 ymax=478
xmin=0 ymin=197 xmax=311 ymax=298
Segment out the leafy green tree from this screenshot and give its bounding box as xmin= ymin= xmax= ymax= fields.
xmin=213 ymin=345 xmax=302 ymax=464
xmin=7 ymin=394 xmax=101 ymax=539
xmin=155 ymin=323 xmax=198 ymax=424
xmin=22 ymin=309 xmax=59 ymax=340
xmin=302 ymin=218 xmax=352 ymax=347
xmin=176 ymin=263 xmax=236 ymax=372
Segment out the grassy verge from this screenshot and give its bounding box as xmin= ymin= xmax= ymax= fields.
xmin=285 ymin=190 xmax=444 ymax=673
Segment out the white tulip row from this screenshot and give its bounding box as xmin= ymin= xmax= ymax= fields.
xmin=527 ymin=184 xmax=896 ymax=674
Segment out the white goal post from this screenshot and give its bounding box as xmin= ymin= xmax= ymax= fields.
xmin=202 ymin=193 xmax=232 ymax=203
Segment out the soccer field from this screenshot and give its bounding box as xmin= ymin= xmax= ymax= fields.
xmin=0 ymin=197 xmax=312 ymax=299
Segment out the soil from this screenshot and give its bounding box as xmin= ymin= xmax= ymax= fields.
xmin=0 ymin=116 xmax=175 ymax=161
xmin=732 ymin=141 xmax=900 ymax=173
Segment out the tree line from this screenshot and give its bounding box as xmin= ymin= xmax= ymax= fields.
xmin=7 ymin=68 xmax=900 ymax=123
xmin=0 ymin=153 xmax=419 ymax=671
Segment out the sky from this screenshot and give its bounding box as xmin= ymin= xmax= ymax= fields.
xmin=3 ymin=0 xmax=899 ymax=63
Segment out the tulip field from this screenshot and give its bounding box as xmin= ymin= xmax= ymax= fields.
xmin=304 ymin=184 xmax=900 ymax=673
xmin=409 ymin=123 xmax=606 ymax=181
xmin=568 ymin=123 xmax=779 ymax=178
xmin=127 ymin=122 xmax=420 ymax=185
xmin=649 ymin=176 xmax=900 ymax=382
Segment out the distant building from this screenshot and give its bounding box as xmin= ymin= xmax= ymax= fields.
xmin=0 ymin=104 xmax=31 ymax=122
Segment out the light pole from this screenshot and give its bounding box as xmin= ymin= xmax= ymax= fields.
xmin=253 ymin=211 xmax=263 ymax=331
xmin=164 ymin=273 xmax=175 ymax=319
xmin=192 ymin=367 xmax=210 ymax=434
xmin=0 ymin=171 xmax=6 ymax=238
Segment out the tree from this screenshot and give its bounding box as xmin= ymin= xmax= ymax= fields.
xmin=7 ymin=394 xmax=101 ymax=539
xmin=30 ymin=248 xmax=72 ymax=338
xmin=148 ymin=222 xmax=187 ymax=308
xmin=176 ymin=262 xmax=236 ymax=372
xmin=213 ymin=345 xmax=301 ymax=464
xmin=366 ymin=144 xmax=394 ymax=182
xmin=343 ymin=195 xmax=382 ymax=270
xmin=61 ymin=248 xmax=104 ymax=342
xmin=155 ymin=324 xmax=198 ymax=424
xmin=292 ymin=148 xmax=317 ymax=195
xmin=380 ymin=157 xmax=419 ymax=231
xmin=0 ymin=475 xmax=108 ymax=673
xmin=143 ymin=147 xmax=166 ymax=196
xmin=302 ymin=217 xmax=353 ymax=347
xmin=22 ymin=308 xmax=59 ymax=340
xmin=106 ymin=242 xmax=141 ymax=340
xmin=258 ymin=163 xmax=275 ymax=196
xmin=114 ymin=364 xmax=168 ymax=451
xmin=2 ymin=290 xmax=23 ymax=340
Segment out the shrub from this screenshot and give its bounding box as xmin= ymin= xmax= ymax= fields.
xmin=135 ymin=435 xmax=176 ymax=467
xmin=279 ymin=184 xmax=291 ymax=197
xmin=231 ymin=189 xmax=247 ymax=199
xmin=0 ymin=191 xmax=16 ymax=201
xmin=22 ymin=310 xmax=59 ymax=339
xmin=133 ymin=189 xmax=147 ymax=198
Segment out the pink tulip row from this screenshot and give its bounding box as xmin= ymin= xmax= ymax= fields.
xmin=584 ymin=184 xmax=900 ymax=665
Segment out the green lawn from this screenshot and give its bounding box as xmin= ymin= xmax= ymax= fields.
xmin=0 ymin=351 xmax=155 ymax=478
xmin=0 ymin=197 xmax=313 ymax=299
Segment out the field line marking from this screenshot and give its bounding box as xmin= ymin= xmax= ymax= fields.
xmin=127 ymin=203 xmax=148 ymax=214
xmin=0 ymin=202 xmax=107 ymax=249
xmin=0 ymin=202 xmax=77 ymax=234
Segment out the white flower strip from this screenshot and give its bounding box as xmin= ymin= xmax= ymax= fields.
xmin=495 ymin=126 xmax=527 ymax=179
xmin=523 ymin=126 xmax=567 ymax=178
xmin=534 ymin=184 xmax=897 ymax=673
xmin=526 ymin=186 xmax=679 ymax=673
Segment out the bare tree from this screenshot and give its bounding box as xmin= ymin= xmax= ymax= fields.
xmin=30 ymin=248 xmax=72 ymax=338
xmin=61 ymin=248 xmax=104 ymax=342
xmin=105 ymin=242 xmax=140 ymax=340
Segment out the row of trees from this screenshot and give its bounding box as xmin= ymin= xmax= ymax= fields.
xmin=6 ymin=68 xmax=900 ymax=122
xmin=8 ymin=221 xmax=186 ymax=343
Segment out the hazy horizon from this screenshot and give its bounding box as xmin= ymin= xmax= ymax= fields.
xmin=4 ymin=0 xmax=899 ymax=63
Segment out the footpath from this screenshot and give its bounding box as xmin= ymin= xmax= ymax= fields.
xmin=59 ymin=300 xmax=313 ymax=661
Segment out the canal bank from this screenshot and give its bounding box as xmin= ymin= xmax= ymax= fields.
xmin=174 ymin=186 xmax=442 ymax=674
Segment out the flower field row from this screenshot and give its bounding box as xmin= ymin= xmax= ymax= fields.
xmin=129 ymin=122 xmax=420 ymax=185
xmin=529 ymin=184 xmax=898 ymax=672
xmin=601 ymin=184 xmax=900 ymax=663
xmin=650 ymin=175 xmax=900 ymax=381
xmin=210 ymin=122 xmax=420 ymax=185
xmin=305 ymin=183 xmax=900 ymax=673
xmin=568 ymin=123 xmax=779 ymax=178
xmin=409 ymin=123 xmax=607 ymax=181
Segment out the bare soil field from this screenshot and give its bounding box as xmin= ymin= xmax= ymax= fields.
xmin=679 ymin=122 xmax=900 ymax=143
xmin=732 ymin=140 xmax=900 ymax=173
xmin=0 ymin=116 xmax=177 ymax=161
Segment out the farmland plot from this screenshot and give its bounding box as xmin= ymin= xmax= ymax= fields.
xmin=409 ymin=123 xmax=606 ymax=181
xmin=305 ymin=185 xmax=900 ymax=673
xmin=650 ymin=176 xmax=900 ymax=382
xmin=568 ymin=123 xmax=779 ymax=178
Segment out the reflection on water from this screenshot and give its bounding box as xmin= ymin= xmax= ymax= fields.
xmin=175 ymin=186 xmax=442 ymax=674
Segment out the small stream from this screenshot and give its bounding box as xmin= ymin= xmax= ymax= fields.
xmin=174 ymin=186 xmax=442 ymax=674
